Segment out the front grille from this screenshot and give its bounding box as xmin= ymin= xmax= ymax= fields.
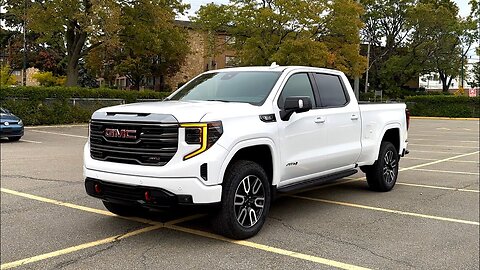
xmin=89 ymin=120 xmax=179 ymax=166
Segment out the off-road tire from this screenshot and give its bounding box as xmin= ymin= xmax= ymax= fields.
xmin=365 ymin=141 xmax=399 ymax=192
xmin=212 ymin=160 xmax=271 ymax=239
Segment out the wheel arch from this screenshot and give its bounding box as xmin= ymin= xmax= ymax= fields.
xmin=219 ymin=139 xmax=278 ymax=187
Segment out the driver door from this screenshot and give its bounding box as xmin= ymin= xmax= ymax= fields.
xmin=276 ymin=73 xmax=329 ymax=186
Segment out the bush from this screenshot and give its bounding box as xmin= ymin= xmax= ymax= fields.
xmin=405 ymin=95 xmax=480 ymax=118
xmin=0 ymin=86 xmax=170 ymax=125
xmin=32 ymin=72 xmax=66 ymax=86
xmin=0 ymin=65 xmax=17 ymax=86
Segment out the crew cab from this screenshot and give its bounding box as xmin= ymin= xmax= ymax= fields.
xmin=84 ymin=66 xmax=409 ymax=239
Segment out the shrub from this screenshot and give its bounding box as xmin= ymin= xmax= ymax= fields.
xmin=32 ymin=72 xmax=66 ymax=87
xmin=0 ymin=86 xmax=170 ymax=125
xmin=0 ymin=65 xmax=17 ymax=86
xmin=405 ymin=95 xmax=480 ymax=118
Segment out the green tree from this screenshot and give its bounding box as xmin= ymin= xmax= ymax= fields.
xmin=408 ymin=0 xmax=478 ymax=92
xmin=87 ymin=0 xmax=190 ymax=90
xmin=195 ymin=0 xmax=366 ymax=77
xmin=0 ymin=65 xmax=17 ymax=86
xmin=4 ymin=0 xmax=121 ymax=86
xmin=467 ymin=62 xmax=480 ymax=88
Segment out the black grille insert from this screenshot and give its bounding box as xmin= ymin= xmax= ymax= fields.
xmin=89 ymin=120 xmax=179 ymax=166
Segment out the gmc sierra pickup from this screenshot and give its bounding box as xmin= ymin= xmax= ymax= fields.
xmin=84 ymin=65 xmax=409 ymax=239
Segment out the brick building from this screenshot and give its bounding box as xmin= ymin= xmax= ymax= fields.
xmin=112 ymin=20 xmax=236 ymax=91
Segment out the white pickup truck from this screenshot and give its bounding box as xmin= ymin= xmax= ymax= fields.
xmin=84 ymin=66 xmax=409 ymax=239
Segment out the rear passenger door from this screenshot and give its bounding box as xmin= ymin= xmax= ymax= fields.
xmin=311 ymin=73 xmax=361 ymax=171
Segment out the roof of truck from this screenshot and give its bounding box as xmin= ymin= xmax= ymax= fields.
xmin=208 ymin=65 xmax=344 ymax=75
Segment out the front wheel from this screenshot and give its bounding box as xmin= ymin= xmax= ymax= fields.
xmin=212 ymin=160 xmax=271 ymax=239
xmin=365 ymin=141 xmax=399 ymax=192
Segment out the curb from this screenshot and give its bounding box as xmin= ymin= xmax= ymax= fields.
xmin=410 ymin=116 xmax=479 ymax=121
xmin=25 ymin=124 xmax=88 ymax=129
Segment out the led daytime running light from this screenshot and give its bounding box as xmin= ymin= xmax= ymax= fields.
xmin=181 ymin=123 xmax=208 ymax=160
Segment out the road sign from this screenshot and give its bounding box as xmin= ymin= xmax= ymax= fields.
xmin=469 ymin=88 xmax=477 ymax=97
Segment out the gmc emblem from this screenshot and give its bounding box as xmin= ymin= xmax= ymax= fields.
xmin=104 ymin=128 xmax=137 ymax=139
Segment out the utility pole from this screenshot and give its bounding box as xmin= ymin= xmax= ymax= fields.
xmin=22 ymin=0 xmax=27 ymax=86
xmin=364 ymin=40 xmax=371 ymax=93
xmin=460 ymin=54 xmax=464 ymax=89
xmin=353 ymin=0 xmax=361 ymax=100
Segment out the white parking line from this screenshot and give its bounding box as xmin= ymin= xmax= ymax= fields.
xmin=19 ymin=139 xmax=42 ymax=144
xmin=25 ymin=124 xmax=88 ymax=129
xmin=290 ymin=195 xmax=479 ymax=226
xmin=409 ymin=150 xmax=469 ymax=155
xmin=409 ymin=134 xmax=479 ymax=138
xmin=403 ymin=157 xmax=478 ymax=164
xmin=30 ymin=130 xmax=87 ymax=139
xmin=409 ymin=168 xmax=479 ymax=175
xmin=411 ymin=138 xmax=478 ymax=143
xmin=409 ymin=144 xmax=479 ymax=149
xmin=394 ymin=182 xmax=479 ymax=193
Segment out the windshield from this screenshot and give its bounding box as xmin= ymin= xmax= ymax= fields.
xmin=168 ymin=71 xmax=282 ymax=105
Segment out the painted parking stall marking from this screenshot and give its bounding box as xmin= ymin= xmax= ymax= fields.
xmin=0 ymin=188 xmax=371 ymax=270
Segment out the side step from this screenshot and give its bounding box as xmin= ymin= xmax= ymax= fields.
xmin=276 ymin=169 xmax=358 ymax=193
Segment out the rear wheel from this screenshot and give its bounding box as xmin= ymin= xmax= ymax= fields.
xmin=365 ymin=141 xmax=399 ymax=192
xmin=212 ymin=160 xmax=271 ymax=239
xmin=102 ymin=201 xmax=141 ymax=217
xmin=8 ymin=136 xmax=21 ymax=142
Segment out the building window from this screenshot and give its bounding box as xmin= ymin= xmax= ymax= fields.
xmin=12 ymin=70 xmax=21 ymax=76
xmin=225 ymin=56 xmax=237 ymax=68
xmin=225 ymin=36 xmax=236 ymax=45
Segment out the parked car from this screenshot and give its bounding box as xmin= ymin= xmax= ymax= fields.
xmin=84 ymin=65 xmax=409 ymax=239
xmin=0 ymin=107 xmax=24 ymax=141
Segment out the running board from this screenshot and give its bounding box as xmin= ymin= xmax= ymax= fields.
xmin=276 ymin=169 xmax=358 ymax=193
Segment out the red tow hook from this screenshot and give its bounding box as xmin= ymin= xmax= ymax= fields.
xmin=94 ymin=183 xmax=102 ymax=194
xmin=145 ymin=191 xmax=153 ymax=202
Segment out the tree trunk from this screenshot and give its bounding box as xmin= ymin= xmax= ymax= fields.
xmin=439 ymin=72 xmax=450 ymax=93
xmin=66 ymin=60 xmax=79 ymax=87
xmin=65 ymin=19 xmax=88 ymax=87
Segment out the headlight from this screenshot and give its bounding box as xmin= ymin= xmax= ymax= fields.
xmin=181 ymin=121 xmax=223 ymax=160
xmin=18 ymin=119 xmax=23 ymax=126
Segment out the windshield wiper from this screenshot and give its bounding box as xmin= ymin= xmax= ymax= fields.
xmin=206 ymin=99 xmax=231 ymax=103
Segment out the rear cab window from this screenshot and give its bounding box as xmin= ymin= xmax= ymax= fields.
xmin=312 ymin=73 xmax=349 ymax=107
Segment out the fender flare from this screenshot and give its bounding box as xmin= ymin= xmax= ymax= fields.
xmin=218 ymin=138 xmax=280 ymax=187
xmin=373 ymin=123 xmax=402 ymax=161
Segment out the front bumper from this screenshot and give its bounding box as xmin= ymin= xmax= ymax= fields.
xmin=0 ymin=125 xmax=24 ymax=137
xmin=83 ymin=168 xmax=223 ymax=205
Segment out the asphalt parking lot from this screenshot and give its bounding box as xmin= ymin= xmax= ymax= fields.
xmin=1 ymin=118 xmax=479 ymax=270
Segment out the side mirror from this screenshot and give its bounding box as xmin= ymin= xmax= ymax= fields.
xmin=280 ymin=96 xmax=313 ymax=121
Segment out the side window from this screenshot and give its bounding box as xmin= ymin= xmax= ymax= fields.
xmin=313 ymin=73 xmax=348 ymax=107
xmin=278 ymin=73 xmax=316 ymax=109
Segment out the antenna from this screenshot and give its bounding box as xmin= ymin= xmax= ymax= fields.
xmin=270 ymin=62 xmax=279 ymax=68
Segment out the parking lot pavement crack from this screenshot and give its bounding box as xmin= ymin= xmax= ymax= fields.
xmin=269 ymin=216 xmax=416 ymax=269
xmin=1 ymin=174 xmax=77 ymax=184
xmin=139 ymin=243 xmax=158 ymax=270
xmin=54 ymin=243 xmax=116 ymax=269
xmin=53 ymin=226 xmax=145 ymax=269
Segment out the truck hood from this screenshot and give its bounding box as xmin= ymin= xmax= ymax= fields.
xmin=94 ymin=100 xmax=259 ymax=122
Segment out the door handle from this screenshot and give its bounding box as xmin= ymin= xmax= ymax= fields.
xmin=351 ymin=114 xmax=359 ymax=120
xmin=314 ymin=116 xmax=325 ymax=123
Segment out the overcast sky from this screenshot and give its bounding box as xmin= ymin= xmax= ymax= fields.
xmin=180 ymin=0 xmax=473 ymax=19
